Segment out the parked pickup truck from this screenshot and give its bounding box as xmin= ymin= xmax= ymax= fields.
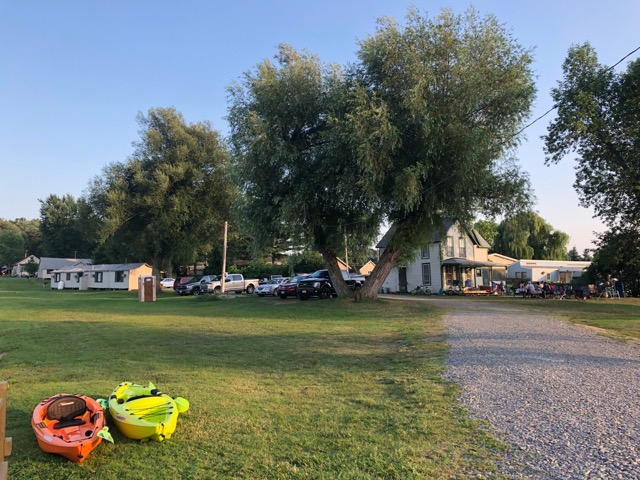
xmin=202 ymin=274 xmax=259 ymax=294
xmin=296 ymin=269 xmax=363 ymax=300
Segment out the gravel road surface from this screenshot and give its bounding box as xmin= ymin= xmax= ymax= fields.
xmin=445 ymin=300 xmax=640 ymax=480
xmin=385 ymin=296 xmax=640 ymax=479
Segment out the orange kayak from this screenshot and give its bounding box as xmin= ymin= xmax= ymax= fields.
xmin=32 ymin=394 xmax=107 ymax=462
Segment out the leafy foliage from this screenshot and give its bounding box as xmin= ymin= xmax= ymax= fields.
xmin=0 ymin=218 xmax=42 ymax=257
xmin=11 ymin=218 xmax=42 ymax=257
xmin=24 ymin=258 xmax=39 ymax=276
xmin=228 ymin=45 xmax=383 ymax=295
xmin=0 ymin=229 xmax=25 ymax=266
xmin=544 ymin=43 xmax=640 ymax=230
xmin=87 ymin=108 xmax=235 ymax=276
xmin=39 ymin=194 xmax=97 ymax=258
xmin=587 ymin=227 xmax=640 ymax=296
xmin=492 ymin=211 xmax=569 ymax=260
xmin=350 ymin=7 xmax=535 ymax=296
xmin=473 ymin=219 xmax=499 ymax=248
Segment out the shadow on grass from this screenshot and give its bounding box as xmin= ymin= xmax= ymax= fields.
xmin=0 ymin=318 xmax=420 ymax=375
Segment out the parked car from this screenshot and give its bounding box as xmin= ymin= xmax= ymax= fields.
xmin=275 ymin=275 xmax=310 ymax=299
xmin=296 ymin=269 xmax=360 ymax=300
xmin=160 ymin=277 xmax=175 ymax=289
xmin=175 ymin=277 xmax=203 ymax=295
xmin=173 ymin=276 xmax=196 ymax=291
xmin=203 ymin=274 xmax=260 ymax=294
xmin=175 ymin=275 xmax=218 ymax=296
xmin=255 ymin=277 xmax=289 ymax=297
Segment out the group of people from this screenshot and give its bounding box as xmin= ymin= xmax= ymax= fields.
xmin=517 ymin=281 xmax=586 ymax=299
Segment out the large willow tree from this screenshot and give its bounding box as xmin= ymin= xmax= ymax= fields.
xmin=492 ymin=211 xmax=569 ymax=260
xmin=229 ymin=8 xmax=535 ymax=299
xmin=349 ymin=8 xmax=535 ymax=298
xmin=228 ymin=45 xmax=383 ymax=296
xmin=88 ymin=108 xmax=234 ymax=281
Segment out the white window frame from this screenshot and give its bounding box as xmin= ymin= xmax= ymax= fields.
xmin=95 ymin=272 xmax=103 ymax=283
xmin=421 ymin=248 xmax=430 ymax=259
xmin=421 ymin=263 xmax=431 ymax=286
xmin=458 ymin=237 xmax=466 ymax=258
xmin=446 ymin=236 xmax=454 ymax=256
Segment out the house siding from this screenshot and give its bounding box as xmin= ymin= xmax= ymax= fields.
xmin=52 ymin=264 xmax=152 ymax=291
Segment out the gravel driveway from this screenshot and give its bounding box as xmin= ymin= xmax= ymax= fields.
xmin=384 ymin=296 xmax=640 ymax=479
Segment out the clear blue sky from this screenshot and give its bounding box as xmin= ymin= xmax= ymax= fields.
xmin=1 ymin=1 xmax=638 ymax=252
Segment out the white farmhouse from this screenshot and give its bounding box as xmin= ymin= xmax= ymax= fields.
xmin=377 ymin=220 xmax=510 ymax=294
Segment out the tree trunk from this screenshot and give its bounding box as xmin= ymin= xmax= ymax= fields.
xmin=319 ymin=248 xmax=352 ymax=297
xmin=355 ymin=246 xmax=402 ymax=300
xmin=152 ymin=258 xmax=163 ymax=293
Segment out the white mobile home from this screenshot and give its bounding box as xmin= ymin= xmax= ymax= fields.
xmin=52 ymin=263 xmax=153 ymax=291
xmin=507 ymin=260 xmax=591 ymax=283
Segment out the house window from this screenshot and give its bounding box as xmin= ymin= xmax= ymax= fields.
xmin=515 ymin=271 xmax=527 ymax=279
xmin=95 ymin=272 xmax=103 ymax=283
xmin=421 ymin=248 xmax=430 ymax=259
xmin=458 ymin=237 xmax=466 ymax=258
xmin=115 ymin=271 xmax=125 ymax=283
xmin=446 ymin=236 xmax=454 ymax=256
xmin=421 ymin=263 xmax=431 ymax=286
xmin=54 ymin=273 xmax=60 ymax=283
xmin=66 ymin=273 xmax=71 ymax=281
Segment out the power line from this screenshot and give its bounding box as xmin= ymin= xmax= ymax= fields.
xmin=512 ymin=45 xmax=640 ymax=138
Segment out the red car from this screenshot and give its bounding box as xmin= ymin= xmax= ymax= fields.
xmin=275 ymin=275 xmax=310 ymax=299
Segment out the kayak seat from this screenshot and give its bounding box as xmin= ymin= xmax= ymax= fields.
xmin=53 ymin=418 xmax=86 ymax=429
xmin=46 ymin=395 xmax=88 ymax=429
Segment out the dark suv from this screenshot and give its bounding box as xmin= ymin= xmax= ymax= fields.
xmin=296 ymin=269 xmax=361 ymax=300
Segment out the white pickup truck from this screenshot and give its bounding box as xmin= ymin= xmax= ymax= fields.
xmin=203 ymin=274 xmax=259 ymax=294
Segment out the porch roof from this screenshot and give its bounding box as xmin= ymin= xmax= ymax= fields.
xmin=442 ymin=257 xmax=500 ymax=268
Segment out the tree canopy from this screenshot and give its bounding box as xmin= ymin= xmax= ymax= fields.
xmin=492 ymin=211 xmax=569 ymax=260
xmin=473 ymin=219 xmax=499 ymax=248
xmin=228 ymin=45 xmax=383 ymax=295
xmin=350 ymin=8 xmax=535 ymax=296
xmin=587 ymin=227 xmax=640 ymax=297
xmin=0 ymin=229 xmax=25 ymax=266
xmin=544 ymin=43 xmax=640 ymax=230
xmin=39 ymin=194 xmax=97 ymax=258
xmin=87 ymin=108 xmax=235 ymax=279
xmin=229 ymin=8 xmax=535 ymax=298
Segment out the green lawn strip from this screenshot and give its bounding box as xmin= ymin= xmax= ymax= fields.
xmin=474 ymin=295 xmax=640 ymax=342
xmin=1 ymin=278 xmax=503 ymax=479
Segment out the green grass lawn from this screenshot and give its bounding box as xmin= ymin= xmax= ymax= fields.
xmin=0 ymin=278 xmax=503 ymax=479
xmin=501 ymin=295 xmax=640 ymax=342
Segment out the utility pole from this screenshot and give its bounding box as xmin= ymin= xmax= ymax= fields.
xmin=221 ymin=221 xmax=228 ymax=294
xmin=344 ymin=231 xmax=349 ymax=273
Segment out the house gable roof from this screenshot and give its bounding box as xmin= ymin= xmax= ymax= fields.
xmin=376 ymin=219 xmax=489 ymax=249
xmin=39 ymin=257 xmax=93 ymax=271
xmin=53 ymin=263 xmax=149 ymax=274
